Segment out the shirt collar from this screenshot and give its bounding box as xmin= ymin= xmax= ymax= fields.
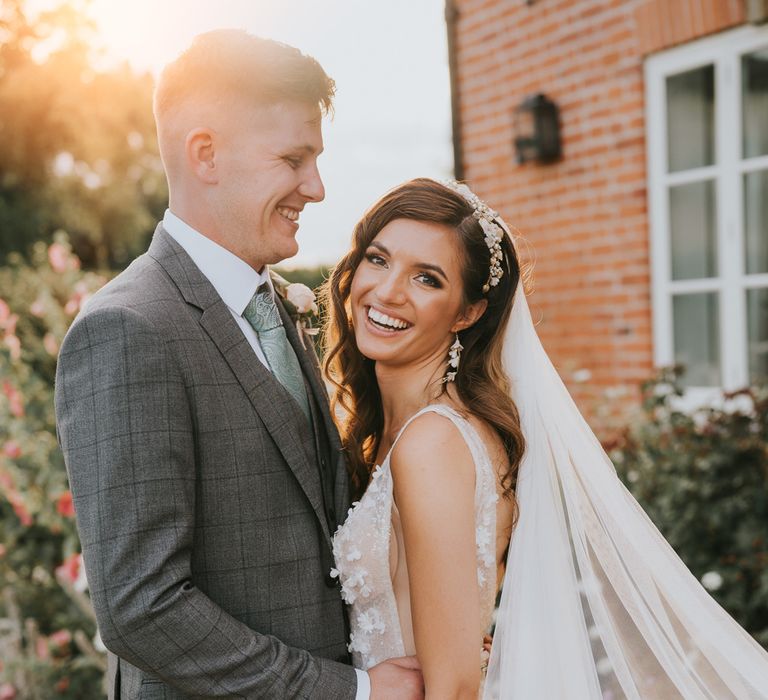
xmin=162 ymin=209 xmax=273 ymax=315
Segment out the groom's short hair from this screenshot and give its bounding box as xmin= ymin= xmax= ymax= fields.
xmin=153 ymin=29 xmax=335 ymax=121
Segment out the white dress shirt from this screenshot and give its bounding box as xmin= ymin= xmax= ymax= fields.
xmin=162 ymin=209 xmax=272 ymax=368
xmin=161 ymin=210 xmax=371 ymax=700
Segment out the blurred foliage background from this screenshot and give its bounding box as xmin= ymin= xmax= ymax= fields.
xmin=614 ymin=369 xmax=768 ymax=647
xmin=0 ymin=0 xmax=765 ymax=698
xmin=0 ymin=0 xmax=166 ymax=270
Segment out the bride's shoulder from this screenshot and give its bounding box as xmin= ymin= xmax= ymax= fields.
xmin=389 ymin=406 xmax=475 ymax=483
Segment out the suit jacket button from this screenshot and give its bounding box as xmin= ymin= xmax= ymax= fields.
xmin=325 ymin=573 xmax=338 ymax=588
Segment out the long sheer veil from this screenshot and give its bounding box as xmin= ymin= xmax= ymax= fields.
xmin=483 ymin=260 xmax=768 ymax=698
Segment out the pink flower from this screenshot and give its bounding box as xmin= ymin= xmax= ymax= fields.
xmin=286 ymin=283 xmax=318 ymax=314
xmin=4 ymin=334 xmax=21 ymax=360
xmin=0 ymin=300 xmax=9 ymax=325
xmin=2 ymin=381 xmax=24 ymax=417
xmin=43 ymin=332 xmax=59 ymax=357
xmin=48 ymin=243 xmax=72 ymax=273
xmin=48 ymin=243 xmax=69 ymax=272
xmin=0 ymin=682 xmax=17 ymax=700
xmin=35 ymin=636 xmax=49 ymax=660
xmin=29 ymin=299 xmax=46 ymax=317
xmin=56 ymin=552 xmax=81 ymax=584
xmin=56 ymin=491 xmax=75 ymax=518
xmin=0 ymin=470 xmax=14 ymax=491
xmin=3 ymin=441 xmax=21 ymax=459
xmin=11 ymin=499 xmax=32 ymax=527
xmin=49 ymin=629 xmax=72 ymax=652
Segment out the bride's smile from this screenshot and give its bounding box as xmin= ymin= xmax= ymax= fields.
xmin=349 ymin=218 xmax=475 ymax=371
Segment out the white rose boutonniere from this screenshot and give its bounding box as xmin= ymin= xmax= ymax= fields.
xmin=270 ymin=271 xmax=320 ymax=349
xmin=286 ymin=283 xmax=319 ymax=315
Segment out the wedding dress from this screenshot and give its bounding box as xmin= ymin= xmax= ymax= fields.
xmin=331 ymin=179 xmax=768 ymax=697
xmin=331 ymin=403 xmax=499 ymax=672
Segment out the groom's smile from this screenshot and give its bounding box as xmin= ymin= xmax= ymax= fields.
xmin=211 ymin=99 xmax=325 ymax=271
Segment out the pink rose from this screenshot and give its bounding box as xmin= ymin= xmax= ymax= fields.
xmin=56 ymin=491 xmax=75 ymax=518
xmin=3 ymin=441 xmax=21 ymax=459
xmin=11 ymin=498 xmax=32 ymax=527
xmin=29 ymin=299 xmax=45 ymax=317
xmin=48 ymin=243 xmax=70 ymax=273
xmin=49 ymin=629 xmax=72 ymax=653
xmin=56 ymin=552 xmax=81 ymax=584
xmin=4 ymin=334 xmax=21 ymax=360
xmin=2 ymin=381 xmax=24 ymax=418
xmin=0 ymin=682 xmax=17 ymax=700
xmin=43 ymin=333 xmax=59 ymax=357
xmin=286 ymin=283 xmax=318 ymax=314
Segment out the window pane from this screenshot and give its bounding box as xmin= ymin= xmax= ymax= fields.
xmin=666 ymin=65 xmax=715 ymax=172
xmin=672 ymin=293 xmax=720 ymax=387
xmin=747 ymin=288 xmax=768 ymax=384
xmin=669 ymin=180 xmax=717 ymax=280
xmin=744 ymin=169 xmax=768 ymax=274
xmin=743 ymin=49 xmax=768 ymax=159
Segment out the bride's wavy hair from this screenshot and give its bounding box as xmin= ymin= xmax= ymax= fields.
xmin=322 ymin=178 xmax=525 ymax=506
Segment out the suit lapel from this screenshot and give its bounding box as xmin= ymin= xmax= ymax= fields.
xmin=147 ymin=226 xmax=332 ymax=547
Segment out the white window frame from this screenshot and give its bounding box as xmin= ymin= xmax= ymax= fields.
xmin=645 ymin=24 xmax=768 ymax=406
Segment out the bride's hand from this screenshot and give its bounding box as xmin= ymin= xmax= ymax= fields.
xmin=368 ymin=655 xmax=424 ymax=700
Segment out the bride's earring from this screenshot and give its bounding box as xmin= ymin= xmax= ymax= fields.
xmin=442 ymin=333 xmax=463 ymax=383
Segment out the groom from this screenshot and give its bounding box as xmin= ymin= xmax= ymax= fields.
xmin=54 ymin=31 xmax=422 ymax=699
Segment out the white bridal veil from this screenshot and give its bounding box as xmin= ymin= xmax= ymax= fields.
xmin=483 ymin=263 xmax=768 ymax=698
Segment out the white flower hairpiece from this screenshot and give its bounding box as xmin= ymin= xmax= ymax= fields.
xmin=444 ymin=180 xmax=505 ymax=293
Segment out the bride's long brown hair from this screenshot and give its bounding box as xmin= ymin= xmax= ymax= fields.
xmin=322 ymin=178 xmax=525 ymax=507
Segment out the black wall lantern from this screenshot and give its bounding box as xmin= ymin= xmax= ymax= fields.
xmin=513 ymin=93 xmax=561 ymax=165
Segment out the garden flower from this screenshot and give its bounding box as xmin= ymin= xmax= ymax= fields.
xmin=11 ymin=499 xmax=32 ymax=527
xmin=3 ymin=441 xmax=21 ymax=459
xmin=48 ymin=242 xmax=79 ymax=273
xmin=48 ymin=243 xmax=70 ymax=273
xmin=29 ymin=298 xmax=45 ymax=317
xmin=56 ymin=552 xmax=81 ymax=585
xmin=4 ymin=333 xmax=21 ymax=360
xmin=2 ymin=381 xmax=25 ymax=417
xmin=286 ymin=283 xmax=318 ymax=314
xmin=56 ymin=491 xmax=75 ymax=518
xmin=43 ymin=332 xmax=59 ymax=356
xmin=49 ymin=629 xmax=73 ymax=652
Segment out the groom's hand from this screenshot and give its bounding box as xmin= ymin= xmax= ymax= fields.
xmin=369 ymin=655 xmax=424 ymax=699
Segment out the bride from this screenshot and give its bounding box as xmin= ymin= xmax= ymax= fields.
xmin=323 ymin=178 xmax=768 ymax=699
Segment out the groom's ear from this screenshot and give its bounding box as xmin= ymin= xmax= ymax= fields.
xmin=186 ymin=128 xmax=218 ymax=184
xmin=451 ymin=298 xmax=488 ymax=333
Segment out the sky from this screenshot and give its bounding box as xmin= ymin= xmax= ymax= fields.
xmin=71 ymin=0 xmax=455 ymax=267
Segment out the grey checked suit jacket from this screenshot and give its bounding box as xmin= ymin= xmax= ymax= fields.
xmin=54 ymin=226 xmax=356 ymax=699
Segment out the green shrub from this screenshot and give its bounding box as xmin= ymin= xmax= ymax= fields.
xmin=0 ymin=235 xmax=109 ymax=698
xmin=612 ymin=367 xmax=768 ymax=647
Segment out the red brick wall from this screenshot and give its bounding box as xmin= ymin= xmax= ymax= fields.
xmin=452 ymin=0 xmax=747 ymax=435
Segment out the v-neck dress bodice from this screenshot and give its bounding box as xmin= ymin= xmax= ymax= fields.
xmin=331 ymin=404 xmax=499 ymax=670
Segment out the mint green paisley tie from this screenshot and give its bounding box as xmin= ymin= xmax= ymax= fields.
xmin=243 ymin=284 xmax=310 ymax=423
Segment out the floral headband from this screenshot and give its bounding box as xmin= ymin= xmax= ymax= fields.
xmin=444 ymin=181 xmax=505 ymax=294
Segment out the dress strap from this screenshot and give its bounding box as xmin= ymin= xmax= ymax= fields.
xmin=390 ymin=404 xmax=491 ymax=471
